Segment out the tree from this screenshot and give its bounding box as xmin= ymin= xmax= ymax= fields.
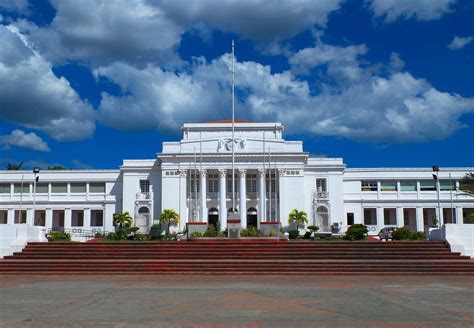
xmin=459 ymin=173 xmax=474 ymax=196
xmin=113 ymin=212 xmax=133 ymax=230
xmin=288 ymin=209 xmax=308 ymax=230
xmin=160 ymin=209 xmax=180 ymax=235
xmin=7 ymin=162 xmax=23 ymax=170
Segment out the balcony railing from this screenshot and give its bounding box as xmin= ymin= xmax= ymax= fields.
xmin=136 ymin=192 xmax=152 ymax=200
xmin=315 ymin=191 xmax=329 ymax=199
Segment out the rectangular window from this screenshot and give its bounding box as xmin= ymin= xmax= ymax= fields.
xmin=51 ymin=183 xmax=67 ymax=193
xmin=246 ymin=174 xmax=257 ymax=193
xmin=70 ymin=183 xmax=86 ymax=193
xmin=0 ymin=184 xmax=11 ymax=193
xmin=227 ymin=177 xmax=238 ymax=193
xmin=35 ymin=183 xmax=48 ymax=193
xmin=316 ymin=178 xmax=327 ymax=192
xmin=139 ymin=180 xmax=150 ymax=193
xmin=208 ymin=179 xmax=218 ymax=193
xmin=0 ymin=210 xmax=7 ymax=224
xmin=384 ymin=208 xmax=397 ymax=225
xmin=420 ymin=181 xmax=436 ymax=191
xmin=363 ymin=208 xmax=377 ymax=225
xmin=361 ymin=181 xmax=377 ymax=192
xmin=380 ymin=181 xmax=397 ymax=191
xmin=190 ymin=175 xmax=200 ymax=192
xmin=440 ymin=180 xmax=455 ymax=191
xmin=72 ymin=211 xmax=84 ymax=226
xmin=89 ymin=183 xmax=106 ymax=193
xmin=400 ymin=181 xmax=417 ymax=192
xmin=91 ymin=210 xmax=103 ymax=226
xmin=14 ymin=184 xmax=29 ymax=194
xmin=347 ymin=213 xmax=354 ymax=226
xmin=14 ymin=210 xmax=27 ymax=224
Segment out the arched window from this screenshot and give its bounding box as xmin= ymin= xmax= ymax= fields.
xmin=208 ymin=207 xmax=219 ymax=215
xmin=247 ymin=207 xmax=257 ymax=215
xmin=138 ymin=206 xmax=150 ymax=214
xmin=315 ymin=206 xmax=329 ymax=232
xmin=228 ymin=207 xmax=238 ymax=213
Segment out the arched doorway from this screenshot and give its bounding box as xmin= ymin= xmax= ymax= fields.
xmin=315 ymin=206 xmax=329 ymax=232
xmin=247 ymin=207 xmax=258 ymax=228
xmin=208 ymin=207 xmax=219 ymax=228
xmin=136 ymin=206 xmax=150 ymax=231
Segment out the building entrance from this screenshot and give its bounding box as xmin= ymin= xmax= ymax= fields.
xmin=208 ymin=207 xmax=219 ymax=228
xmin=247 ymin=207 xmax=258 ymax=228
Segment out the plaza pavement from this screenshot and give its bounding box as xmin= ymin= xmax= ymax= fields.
xmin=0 ymin=275 xmax=473 ymax=327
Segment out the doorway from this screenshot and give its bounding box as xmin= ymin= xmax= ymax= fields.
xmin=208 ymin=207 xmax=219 ymax=228
xmin=247 ymin=207 xmax=257 ymax=228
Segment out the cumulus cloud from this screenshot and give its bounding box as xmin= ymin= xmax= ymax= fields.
xmin=367 ymin=0 xmax=456 ymax=22
xmin=0 ymin=25 xmax=95 ymax=141
xmin=95 ymin=47 xmax=474 ymax=143
xmin=0 ymin=0 xmax=29 ymax=13
xmin=22 ymin=0 xmax=342 ymax=66
xmin=0 ymin=129 xmax=50 ymax=152
xmin=447 ymin=35 xmax=474 ymax=50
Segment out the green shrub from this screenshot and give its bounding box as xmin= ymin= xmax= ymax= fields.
xmin=393 ymin=227 xmax=412 ymax=240
xmin=149 ymin=224 xmax=162 ymax=240
xmin=307 ymin=225 xmax=319 ymax=233
xmin=204 ymin=225 xmax=217 ymax=237
xmin=409 ymin=231 xmax=426 ymax=240
xmin=94 ymin=231 xmax=104 ymax=238
xmin=133 ymin=234 xmax=150 ymax=241
xmin=47 ymin=231 xmax=71 ymax=241
xmin=343 ymin=224 xmax=368 ymax=241
xmin=105 ymin=232 xmax=124 ymax=240
xmin=288 ymin=230 xmax=299 ymax=239
xmin=241 ymin=226 xmax=261 ymax=237
xmin=191 ymin=231 xmax=204 ymax=238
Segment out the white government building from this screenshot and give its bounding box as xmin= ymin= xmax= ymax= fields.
xmin=1 ymin=121 xmax=473 ymax=239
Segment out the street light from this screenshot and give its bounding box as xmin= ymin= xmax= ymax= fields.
xmin=32 ymin=167 xmax=40 ymax=226
xmin=432 ymin=166 xmax=441 ymax=228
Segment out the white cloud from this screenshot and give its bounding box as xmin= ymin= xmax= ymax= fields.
xmin=447 ymin=35 xmax=474 ymax=50
xmin=367 ymin=0 xmax=456 ymax=22
xmin=95 ymin=48 xmax=474 ymax=143
xmin=0 ymin=129 xmax=50 ymax=152
xmin=0 ymin=25 xmax=96 ymax=141
xmin=0 ymin=0 xmax=29 ymax=13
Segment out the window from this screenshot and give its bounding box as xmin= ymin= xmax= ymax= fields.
xmin=347 ymin=213 xmax=354 ymax=226
xmin=286 ymin=170 xmax=300 ymax=175
xmin=72 ymin=210 xmax=84 ymax=226
xmin=0 ymin=184 xmax=10 ymax=194
xmin=420 ymin=181 xmax=436 ymax=191
xmin=266 ymin=176 xmax=276 ymax=192
xmin=35 ymin=183 xmax=48 ymax=193
xmin=14 ymin=184 xmax=29 ymax=194
xmin=400 ymin=181 xmax=417 ymax=192
xmin=384 ymin=208 xmax=397 ymax=225
xmin=89 ymin=183 xmax=106 ymax=193
xmin=140 ymin=180 xmax=150 ymax=193
xmin=316 ymin=178 xmax=327 ymax=192
xmin=363 ymin=208 xmax=377 ymax=225
xmin=246 ymin=174 xmax=257 ymax=193
xmin=440 ymin=180 xmax=455 ymax=191
xmin=380 ymin=181 xmax=397 ymax=192
xmin=361 ymin=181 xmax=377 ymax=192
xmin=0 ymin=210 xmax=7 ymax=224
xmin=190 ymin=175 xmax=200 ymax=192
xmin=70 ymin=183 xmax=86 ymax=193
xmin=227 ymin=176 xmax=238 ymax=193
xmin=34 ymin=211 xmax=46 ymax=226
xmin=14 ymin=210 xmax=27 ymax=224
xmin=91 ymin=210 xmax=103 ymax=226
xmin=208 ymin=179 xmax=218 ymax=193
xmin=51 ymin=183 xmax=67 ymax=193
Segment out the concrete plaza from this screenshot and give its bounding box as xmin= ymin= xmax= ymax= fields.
xmin=0 ymin=275 xmax=473 ymax=327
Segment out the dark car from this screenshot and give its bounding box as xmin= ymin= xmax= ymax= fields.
xmin=378 ymin=227 xmax=397 ymax=241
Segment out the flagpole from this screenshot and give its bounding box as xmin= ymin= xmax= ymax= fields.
xmin=262 ymin=132 xmax=266 ymax=223
xmin=268 ymin=146 xmax=272 ymax=222
xmin=231 ymin=40 xmax=235 ymax=215
xmin=194 ymin=148 xmax=198 ymax=222
xmin=200 ymin=131 xmax=203 ymax=221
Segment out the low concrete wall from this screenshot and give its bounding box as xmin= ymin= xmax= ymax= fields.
xmin=0 ymin=225 xmax=48 ymax=258
xmin=429 ymin=224 xmax=474 ymax=258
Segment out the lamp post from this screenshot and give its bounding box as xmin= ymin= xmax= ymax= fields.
xmin=432 ymin=166 xmax=441 ymax=228
xmin=32 ymin=167 xmax=40 ymax=226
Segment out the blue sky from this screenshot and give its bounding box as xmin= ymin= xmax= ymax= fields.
xmin=0 ymin=0 xmax=473 ymax=169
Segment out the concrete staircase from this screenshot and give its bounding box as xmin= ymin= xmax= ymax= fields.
xmin=1 ymin=240 xmax=473 ymax=275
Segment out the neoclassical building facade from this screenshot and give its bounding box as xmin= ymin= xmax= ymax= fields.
xmin=1 ymin=121 xmax=473 ymax=236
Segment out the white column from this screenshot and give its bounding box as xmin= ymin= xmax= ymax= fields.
xmin=456 ymin=207 xmax=463 ymax=224
xmin=396 ymin=207 xmax=403 ymax=227
xmin=7 ymin=208 xmax=14 ymax=225
xmin=278 ymin=169 xmax=286 ymax=226
xmin=376 ymin=207 xmax=383 ymax=231
xmin=258 ymin=169 xmax=265 ymax=226
xmin=178 ymin=170 xmax=188 ymax=230
xmin=416 ymin=207 xmax=424 ymax=232
xmin=26 ymin=208 xmax=34 ymax=226
xmin=239 ymin=169 xmax=247 ymax=228
xmin=200 ymin=169 xmax=207 ymax=222
xmin=84 ymin=208 xmax=91 ymax=231
xmin=45 ymin=208 xmax=52 ymax=230
xmin=64 ymin=208 xmax=72 ymax=230
xmin=218 ymin=169 xmax=227 ymax=229
xmin=104 ymin=204 xmax=114 ymax=233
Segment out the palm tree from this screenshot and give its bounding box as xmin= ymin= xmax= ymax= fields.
xmin=288 ymin=209 xmax=308 ymax=230
xmin=7 ymin=162 xmax=24 ymax=170
xmin=113 ymin=212 xmax=133 ymax=230
xmin=160 ymin=209 xmax=180 ymax=235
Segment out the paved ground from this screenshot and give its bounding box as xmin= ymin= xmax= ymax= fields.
xmin=0 ymin=275 xmax=473 ymax=327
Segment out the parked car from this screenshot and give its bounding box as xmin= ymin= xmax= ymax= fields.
xmin=378 ymin=227 xmax=397 ymax=241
